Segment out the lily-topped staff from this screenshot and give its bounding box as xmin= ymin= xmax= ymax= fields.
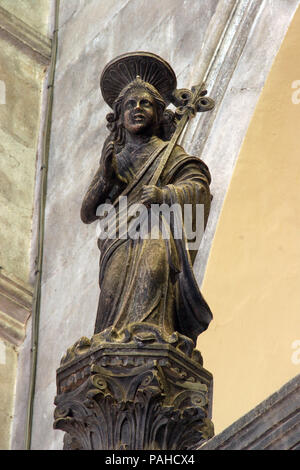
xmin=149 ymin=81 xmax=214 ymax=187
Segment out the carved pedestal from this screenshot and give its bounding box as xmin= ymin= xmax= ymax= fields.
xmin=54 ymin=334 xmax=214 ymax=450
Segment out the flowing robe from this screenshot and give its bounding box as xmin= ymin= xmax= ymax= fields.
xmin=82 ymin=135 xmax=212 ymax=345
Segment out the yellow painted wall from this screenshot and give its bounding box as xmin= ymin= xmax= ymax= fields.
xmin=197 ymin=6 xmax=300 ymax=434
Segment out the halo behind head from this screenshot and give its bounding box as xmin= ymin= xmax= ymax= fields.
xmin=100 ymin=52 xmax=177 ymax=108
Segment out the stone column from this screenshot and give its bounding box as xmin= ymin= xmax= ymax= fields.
xmin=54 ymin=332 xmax=214 ymax=450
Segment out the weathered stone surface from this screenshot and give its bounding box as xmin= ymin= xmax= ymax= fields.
xmin=199 ymin=374 xmax=300 ymax=450
xmin=54 ymin=339 xmax=214 ymax=450
xmin=0 ymin=33 xmax=46 ymax=285
xmin=0 ymin=338 xmax=18 ymax=449
xmin=0 ymin=272 xmax=32 ymax=345
xmin=10 ymin=317 xmax=32 ymax=450
xmin=0 ymin=0 xmax=50 ymax=38
xmin=0 ymin=4 xmax=51 ymax=63
xmin=0 ymin=1 xmax=50 ymax=450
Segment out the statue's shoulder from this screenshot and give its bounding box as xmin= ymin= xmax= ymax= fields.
xmin=163 ymin=143 xmax=211 ymax=184
xmin=168 ymin=143 xmax=208 ymax=169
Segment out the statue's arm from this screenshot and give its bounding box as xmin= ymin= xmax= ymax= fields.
xmin=141 ymin=154 xmax=211 ymax=226
xmin=81 ymin=138 xmax=122 ymax=224
xmin=163 ymin=158 xmax=211 ymax=224
xmin=80 ymin=166 xmax=110 ymax=224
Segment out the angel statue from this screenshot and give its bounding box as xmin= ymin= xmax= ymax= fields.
xmin=80 ymin=52 xmax=214 ymax=352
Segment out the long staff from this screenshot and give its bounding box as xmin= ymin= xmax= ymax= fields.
xmin=150 ymin=83 xmax=214 ymax=185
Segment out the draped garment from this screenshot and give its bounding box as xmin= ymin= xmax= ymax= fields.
xmin=93 ymin=135 xmax=212 ymax=344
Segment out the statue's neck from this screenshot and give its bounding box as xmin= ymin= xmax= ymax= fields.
xmin=124 ymin=130 xmax=156 ymax=148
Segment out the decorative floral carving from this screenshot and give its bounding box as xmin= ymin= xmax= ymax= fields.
xmin=54 ymin=342 xmax=214 ymax=450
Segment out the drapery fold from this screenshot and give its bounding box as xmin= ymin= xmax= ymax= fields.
xmin=92 ymin=136 xmax=212 ymax=343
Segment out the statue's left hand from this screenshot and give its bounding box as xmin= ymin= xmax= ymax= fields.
xmin=141 ymin=185 xmax=163 ymax=206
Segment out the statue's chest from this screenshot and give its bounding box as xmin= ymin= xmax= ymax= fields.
xmin=116 ymin=148 xmax=153 ymax=183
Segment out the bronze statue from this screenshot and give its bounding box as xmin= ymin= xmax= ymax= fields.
xmin=54 ymin=53 xmax=216 ymax=450
xmin=80 ymin=52 xmax=213 ymax=349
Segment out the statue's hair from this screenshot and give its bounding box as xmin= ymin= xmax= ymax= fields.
xmin=117 ymin=77 xmax=166 ymax=115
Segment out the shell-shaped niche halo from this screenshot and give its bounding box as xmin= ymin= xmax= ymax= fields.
xmin=100 ymin=52 xmax=177 ymax=109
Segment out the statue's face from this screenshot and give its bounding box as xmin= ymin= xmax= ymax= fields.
xmin=122 ymin=89 xmax=157 ymax=136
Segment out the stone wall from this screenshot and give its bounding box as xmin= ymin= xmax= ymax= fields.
xmin=200 ymin=374 xmax=300 ymax=450
xmin=10 ymin=0 xmax=300 ymax=449
xmin=0 ymin=0 xmax=51 ymax=449
xmin=199 ymin=2 xmax=300 ymax=432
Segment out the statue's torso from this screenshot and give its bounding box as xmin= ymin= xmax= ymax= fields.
xmin=115 ymin=135 xmax=164 ymax=185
